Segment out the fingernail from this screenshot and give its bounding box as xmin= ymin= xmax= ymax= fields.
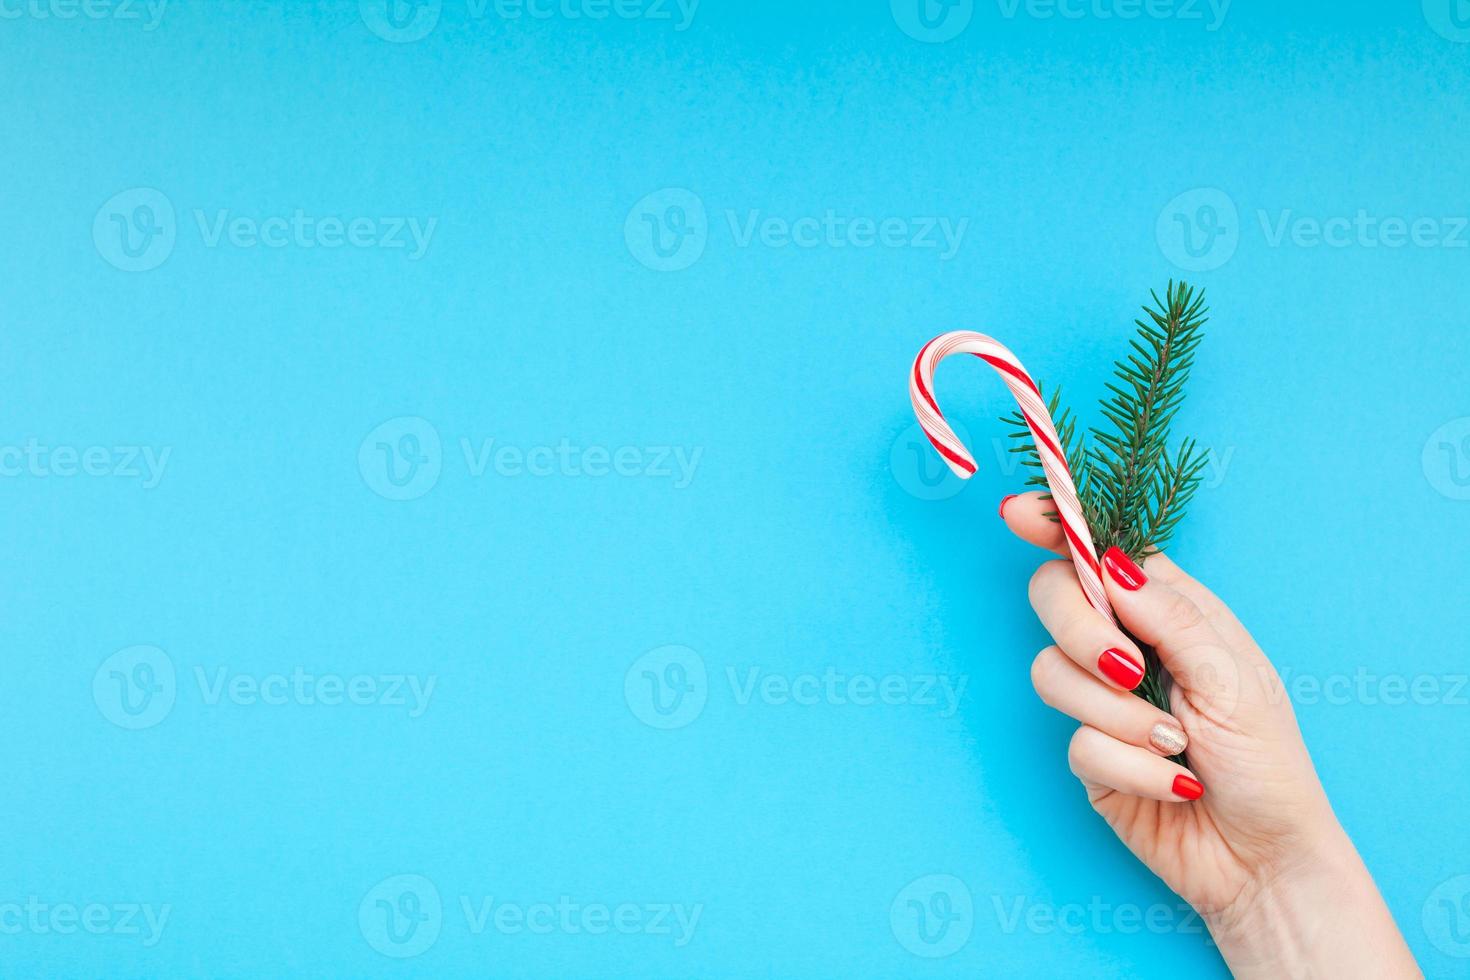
xmin=1102 ymin=546 xmax=1147 ymax=591
xmin=1149 ymin=722 xmax=1188 ymax=756
xmin=1172 ymin=774 xmax=1205 ymax=801
xmin=998 ymin=494 xmax=1017 ymax=518
xmin=1098 ymin=648 xmax=1144 ymax=690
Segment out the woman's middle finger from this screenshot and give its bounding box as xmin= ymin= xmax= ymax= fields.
xmin=1027 ymin=559 xmax=1148 ymax=692
xmin=1030 ymin=645 xmax=1188 ymax=756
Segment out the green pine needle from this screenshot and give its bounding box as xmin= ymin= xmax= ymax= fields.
xmin=1000 ymin=281 xmax=1209 ymax=736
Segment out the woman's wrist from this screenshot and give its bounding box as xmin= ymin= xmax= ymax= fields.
xmin=1205 ymin=823 xmax=1419 ymax=979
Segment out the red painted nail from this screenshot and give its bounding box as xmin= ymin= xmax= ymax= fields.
xmin=998 ymin=494 xmax=1018 ymax=518
xmin=1102 ymin=546 xmax=1147 ymax=591
xmin=1172 ymin=774 xmax=1205 ymax=801
xmin=1097 ymin=648 xmax=1144 ymax=690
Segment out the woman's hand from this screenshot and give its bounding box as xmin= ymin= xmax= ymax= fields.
xmin=1000 ymin=491 xmax=1420 ymax=979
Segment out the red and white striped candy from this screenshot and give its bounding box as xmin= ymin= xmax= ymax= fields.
xmin=909 ymin=331 xmax=1114 ymax=621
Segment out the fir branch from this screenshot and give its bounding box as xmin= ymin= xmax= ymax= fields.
xmin=996 ymin=281 xmax=1210 ymax=735
xmin=1132 ymin=438 xmax=1209 ymax=558
xmin=1090 ymin=281 xmax=1207 ymax=558
xmin=1001 ymin=388 xmax=1103 ymax=530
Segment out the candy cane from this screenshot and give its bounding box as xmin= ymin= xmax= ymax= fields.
xmin=909 ymin=331 xmax=1114 ymax=621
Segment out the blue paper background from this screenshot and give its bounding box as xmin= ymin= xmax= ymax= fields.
xmin=3 ymin=0 xmax=1469 ymax=976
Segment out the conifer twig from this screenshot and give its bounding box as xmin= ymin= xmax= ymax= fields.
xmin=1000 ymin=282 xmax=1210 ymax=743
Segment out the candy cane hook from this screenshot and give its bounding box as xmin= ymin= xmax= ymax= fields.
xmin=909 ymin=331 xmax=1114 ymax=621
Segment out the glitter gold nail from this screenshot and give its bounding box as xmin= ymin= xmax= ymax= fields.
xmin=1149 ymin=722 xmax=1188 ymax=756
